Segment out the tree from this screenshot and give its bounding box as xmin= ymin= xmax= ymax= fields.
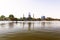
xmin=9 ymin=14 xmax=14 ymax=18
xmin=46 ymin=17 xmax=53 ymax=21
xmin=0 ymin=15 xmax=5 ymax=20
xmin=14 ymin=18 xmax=18 ymax=21
xmin=9 ymin=14 xmax=15 ymax=21
xmin=1 ymin=15 xmax=5 ymax=18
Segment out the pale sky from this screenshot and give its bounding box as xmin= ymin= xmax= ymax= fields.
xmin=0 ymin=0 xmax=60 ymax=18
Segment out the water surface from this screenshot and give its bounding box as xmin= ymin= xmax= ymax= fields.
xmin=0 ymin=21 xmax=60 ymax=40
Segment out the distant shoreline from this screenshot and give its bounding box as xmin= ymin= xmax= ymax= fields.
xmin=0 ymin=20 xmax=60 ymax=21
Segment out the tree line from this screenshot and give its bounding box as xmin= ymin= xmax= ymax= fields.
xmin=0 ymin=14 xmax=60 ymax=21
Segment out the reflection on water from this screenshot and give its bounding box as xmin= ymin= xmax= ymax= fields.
xmin=0 ymin=21 xmax=60 ymax=33
xmin=0 ymin=21 xmax=60 ymax=32
xmin=8 ymin=22 xmax=14 ymax=29
xmin=23 ymin=22 xmax=25 ymax=29
xmin=0 ymin=21 xmax=60 ymax=40
xmin=41 ymin=22 xmax=45 ymax=26
xmin=41 ymin=22 xmax=45 ymax=29
xmin=33 ymin=22 xmax=34 ymax=31
xmin=28 ymin=22 xmax=31 ymax=31
xmin=0 ymin=23 xmax=5 ymax=27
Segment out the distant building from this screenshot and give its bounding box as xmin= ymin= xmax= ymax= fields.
xmin=28 ymin=12 xmax=31 ymax=18
xmin=41 ymin=16 xmax=45 ymax=20
xmin=27 ymin=12 xmax=32 ymax=21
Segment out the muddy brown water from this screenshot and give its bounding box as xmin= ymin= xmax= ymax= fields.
xmin=0 ymin=21 xmax=60 ymax=40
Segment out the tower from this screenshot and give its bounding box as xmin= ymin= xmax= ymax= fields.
xmin=28 ymin=12 xmax=31 ymax=18
xmin=33 ymin=14 xmax=34 ymax=18
xmin=28 ymin=12 xmax=32 ymax=21
xmin=23 ymin=14 xmax=24 ymax=18
xmin=23 ymin=14 xmax=26 ymax=21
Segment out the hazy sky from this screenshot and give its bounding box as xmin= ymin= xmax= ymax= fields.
xmin=0 ymin=0 xmax=60 ymax=18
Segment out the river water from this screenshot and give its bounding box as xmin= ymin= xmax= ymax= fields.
xmin=0 ymin=21 xmax=60 ymax=40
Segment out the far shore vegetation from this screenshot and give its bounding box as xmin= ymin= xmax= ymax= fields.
xmin=0 ymin=13 xmax=60 ymax=21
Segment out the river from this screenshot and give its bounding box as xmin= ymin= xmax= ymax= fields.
xmin=0 ymin=21 xmax=60 ymax=40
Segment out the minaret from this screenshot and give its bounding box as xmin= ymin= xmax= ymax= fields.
xmin=33 ymin=14 xmax=34 ymax=21
xmin=33 ymin=14 xmax=34 ymax=18
xmin=23 ymin=14 xmax=25 ymax=21
xmin=23 ymin=14 xmax=24 ymax=18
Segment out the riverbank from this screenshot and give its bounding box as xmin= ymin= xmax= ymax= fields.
xmin=1 ymin=31 xmax=60 ymax=40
